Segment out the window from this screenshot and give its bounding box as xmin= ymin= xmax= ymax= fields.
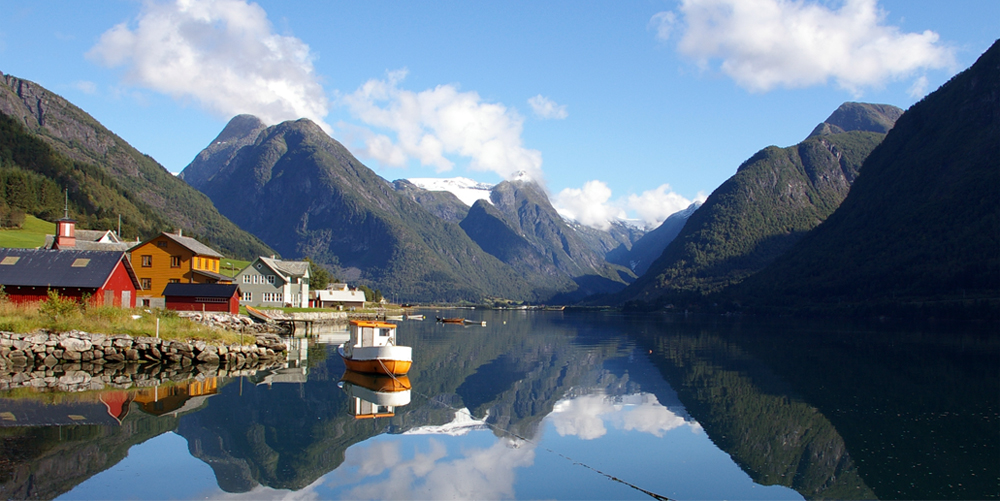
xmin=262 ymin=292 xmax=283 ymax=302
xmin=71 ymin=259 xmax=90 ymax=267
xmin=170 ymin=256 xmax=181 ymax=268
xmin=141 ymin=255 xmax=152 ymax=267
xmin=168 ymin=279 xmax=180 ymax=284
xmin=242 ymin=291 xmax=252 ymax=301
xmin=243 ymin=275 xmax=250 ymax=283
xmin=140 ymin=278 xmax=151 ymax=290
xmin=1 ymin=256 xmax=20 ymax=265
xmin=156 ymin=241 xmax=168 ymax=249
xmin=266 ymin=275 xmax=275 ymax=284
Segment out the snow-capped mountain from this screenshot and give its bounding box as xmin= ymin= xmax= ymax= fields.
xmin=408 ymin=177 xmax=495 ymax=207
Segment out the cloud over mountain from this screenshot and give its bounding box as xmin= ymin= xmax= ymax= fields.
xmin=341 ymin=69 xmax=544 ymax=181
xmin=88 ymin=0 xmax=329 ymax=128
xmin=653 ymin=0 xmax=956 ymax=94
xmin=555 ymin=180 xmax=703 ymax=230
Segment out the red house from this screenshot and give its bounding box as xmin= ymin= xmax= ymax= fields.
xmin=162 ymin=283 xmax=241 ymax=314
xmin=0 ymin=248 xmax=140 ymax=307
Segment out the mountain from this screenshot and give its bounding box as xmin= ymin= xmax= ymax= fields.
xmin=807 ymin=102 xmax=904 ymax=138
xmin=0 ymin=72 xmax=273 ymax=259
xmin=464 ymin=179 xmax=636 ymax=300
xmin=178 ymin=114 xmax=267 ymax=190
xmin=618 ymin=102 xmax=901 ymax=306
xmin=606 ymin=201 xmax=700 ymax=276
xmin=182 ymin=117 xmax=536 ymax=303
xmin=391 ymin=179 xmax=470 ymax=223
xmin=735 ymin=40 xmax=1000 ymax=313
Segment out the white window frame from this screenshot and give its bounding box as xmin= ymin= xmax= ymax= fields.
xmin=242 ymin=291 xmax=252 ymax=301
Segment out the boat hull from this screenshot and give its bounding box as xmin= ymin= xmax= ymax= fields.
xmin=338 ymin=345 xmax=412 ymax=375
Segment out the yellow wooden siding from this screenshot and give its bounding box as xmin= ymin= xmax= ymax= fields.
xmin=132 ymin=236 xmax=226 ymax=297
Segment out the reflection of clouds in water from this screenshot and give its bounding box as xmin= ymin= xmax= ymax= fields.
xmin=331 ymin=437 xmax=535 ymax=499
xmin=202 ymin=475 xmax=325 ymax=500
xmin=551 ymin=393 xmax=699 ymax=440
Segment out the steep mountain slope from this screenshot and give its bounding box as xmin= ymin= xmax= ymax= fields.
xmin=179 ymin=114 xmax=267 ymax=190
xmin=737 ymin=40 xmax=1000 ymax=311
xmin=184 ymin=117 xmax=536 ymax=302
xmin=469 ymin=179 xmax=636 ymax=299
xmin=0 ymin=113 xmax=173 ymax=238
xmin=392 ymin=179 xmax=469 ymax=223
xmin=619 ymin=102 xmax=901 ymax=305
xmin=606 ymin=201 xmax=700 ymax=276
xmin=0 ymin=72 xmax=272 ymax=259
xmin=460 ymin=199 xmax=576 ymax=296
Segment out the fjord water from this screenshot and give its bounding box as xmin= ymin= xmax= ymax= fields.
xmin=2 ymin=312 xmax=996 ymax=500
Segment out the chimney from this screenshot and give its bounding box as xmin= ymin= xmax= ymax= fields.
xmin=177 ymin=228 xmax=183 ymax=237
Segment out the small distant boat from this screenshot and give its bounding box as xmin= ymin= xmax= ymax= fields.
xmin=436 ymin=317 xmax=486 ymax=326
xmin=406 ymin=314 xmax=425 ymax=320
xmin=385 ymin=315 xmax=405 ymax=321
xmin=338 ymin=320 xmax=412 ymax=375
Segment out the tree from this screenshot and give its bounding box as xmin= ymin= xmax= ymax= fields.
xmin=304 ymin=257 xmax=330 ymax=290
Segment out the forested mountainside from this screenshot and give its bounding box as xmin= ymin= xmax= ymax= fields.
xmin=617 ymin=102 xmax=901 ymax=307
xmin=606 ymin=202 xmax=700 ymax=276
xmin=0 ymin=72 xmax=272 ymax=259
xmin=183 ymin=114 xmax=644 ymax=302
xmin=735 ymin=40 xmax=1000 ymax=314
xmin=181 ymin=118 xmax=537 ymax=303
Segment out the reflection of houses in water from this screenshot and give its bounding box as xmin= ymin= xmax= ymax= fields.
xmin=0 ymin=391 xmax=135 ymax=427
xmin=338 ymin=370 xmax=411 ymax=419
xmin=0 ymin=378 xmax=222 ymax=428
xmin=252 ymin=337 xmax=309 ymax=386
xmin=132 ymin=378 xmax=219 ymax=417
xmin=310 ymin=323 xmax=351 ymax=346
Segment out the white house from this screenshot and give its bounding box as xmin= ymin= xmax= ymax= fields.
xmin=237 ymin=257 xmax=310 ymax=308
xmin=312 ymin=284 xmax=366 ymax=309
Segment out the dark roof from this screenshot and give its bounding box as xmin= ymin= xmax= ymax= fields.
xmin=162 ymin=283 xmax=240 ymax=298
xmin=129 ymin=231 xmax=224 ymax=258
xmin=0 ymin=248 xmax=131 ymax=289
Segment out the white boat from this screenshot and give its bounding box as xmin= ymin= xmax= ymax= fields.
xmin=338 ymin=320 xmax=412 ymax=375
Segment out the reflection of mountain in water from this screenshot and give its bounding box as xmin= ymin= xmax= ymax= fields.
xmin=628 ymin=317 xmax=999 ymax=500
xmin=0 ymin=397 xmax=181 ymax=500
xmin=174 ymin=312 xmax=664 ymax=492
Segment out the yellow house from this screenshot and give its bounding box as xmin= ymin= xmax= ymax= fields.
xmin=130 ymin=230 xmax=231 ymax=307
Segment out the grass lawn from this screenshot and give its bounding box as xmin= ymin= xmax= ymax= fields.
xmin=221 ymin=258 xmax=250 ymax=277
xmin=0 ymin=215 xmax=54 ymax=248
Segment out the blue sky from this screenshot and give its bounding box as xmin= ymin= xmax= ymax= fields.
xmin=0 ymin=0 xmax=996 ymax=229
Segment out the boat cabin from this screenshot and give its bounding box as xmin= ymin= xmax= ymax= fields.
xmin=346 ymin=320 xmax=398 ymax=354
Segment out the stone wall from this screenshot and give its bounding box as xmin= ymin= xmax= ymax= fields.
xmin=0 ymin=330 xmax=288 ymax=391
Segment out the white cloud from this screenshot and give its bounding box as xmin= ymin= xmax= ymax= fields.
xmin=341 ymin=69 xmax=543 ymax=181
xmin=331 ymin=437 xmax=535 ymax=500
xmin=73 ymin=80 xmax=97 ymax=94
xmin=908 ymin=75 xmax=929 ymax=98
xmin=652 ymin=0 xmax=956 ymax=94
xmin=528 ymin=94 xmax=568 ymax=120
xmin=627 ymin=184 xmax=705 ymax=229
xmin=550 ymin=393 xmax=698 ymax=440
xmin=555 ymin=181 xmax=702 ymax=231
xmin=553 ymin=180 xmax=626 ymax=231
xmin=88 ymin=0 xmax=329 ymax=129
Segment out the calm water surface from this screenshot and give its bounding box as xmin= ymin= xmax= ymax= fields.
xmin=1 ymin=311 xmax=996 ymax=500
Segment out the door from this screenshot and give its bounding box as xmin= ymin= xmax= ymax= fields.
xmin=122 ymin=290 xmax=131 ymax=308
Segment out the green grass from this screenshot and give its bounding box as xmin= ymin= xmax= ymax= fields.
xmin=0 ymin=215 xmax=54 ymax=248
xmin=0 ymin=294 xmax=245 ymax=345
xmin=220 ymin=258 xmax=250 ymax=278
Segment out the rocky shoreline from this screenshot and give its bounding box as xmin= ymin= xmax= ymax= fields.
xmin=0 ymin=329 xmax=288 ymax=391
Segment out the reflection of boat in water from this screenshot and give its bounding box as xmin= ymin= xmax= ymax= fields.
xmin=339 ymin=370 xmax=411 ymax=419
xmin=385 ymin=315 xmax=405 ymax=321
xmin=338 ymin=320 xmax=412 ymax=375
